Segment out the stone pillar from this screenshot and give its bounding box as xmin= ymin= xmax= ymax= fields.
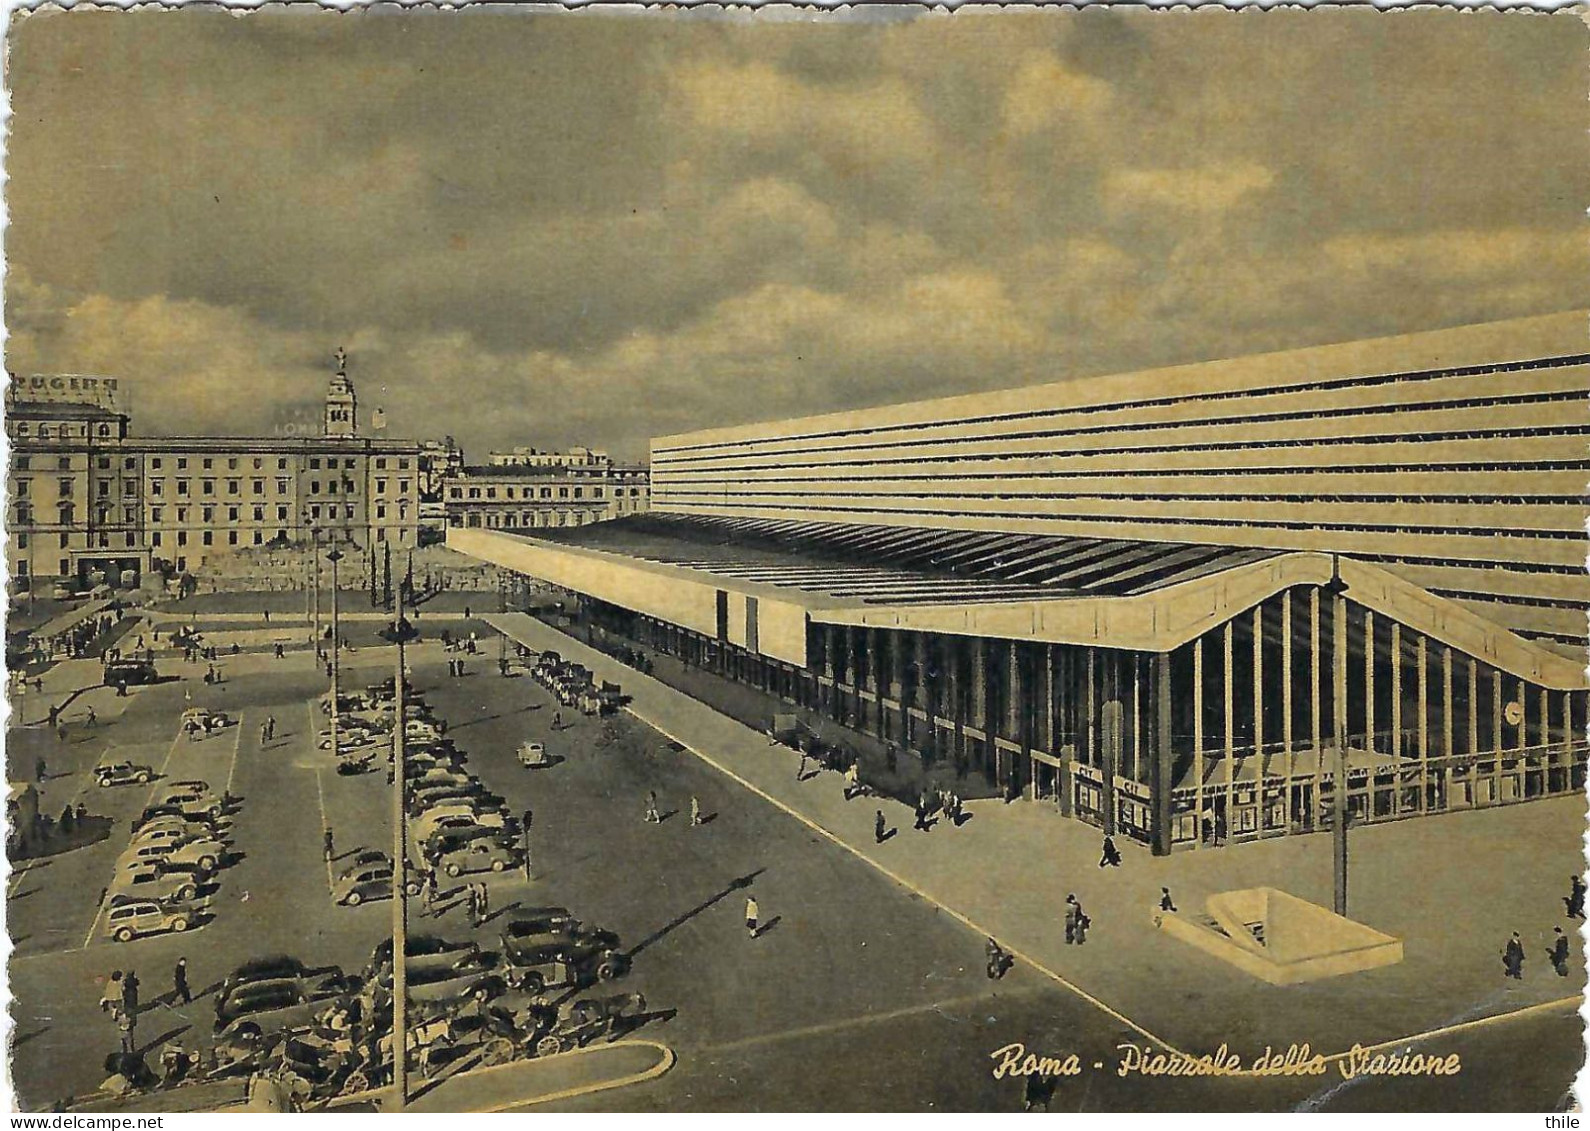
xmin=1006 ymin=641 xmax=1022 ymax=744
xmin=1151 ymin=651 xmax=1175 ymax=856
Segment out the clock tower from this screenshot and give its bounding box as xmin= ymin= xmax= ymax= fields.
xmin=325 ymin=346 xmax=358 ymax=438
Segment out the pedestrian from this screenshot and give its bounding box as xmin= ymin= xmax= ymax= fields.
xmin=35 ymin=756 xmax=46 ymax=783
xmin=1503 ymin=931 xmax=1525 ymax=979
xmin=844 ymin=762 xmax=861 ymax=801
xmin=56 ymin=723 xmax=67 ymax=744
xmin=263 ymin=609 xmax=270 ymax=624
xmin=745 ymin=893 xmax=760 ymax=939
xmin=260 ymin=722 xmax=271 ymax=746
xmin=522 ymin=808 xmax=534 ymax=832
xmin=424 ymin=870 xmax=439 ymax=917
xmin=118 ymin=1010 xmax=137 ymax=1056
xmin=274 ymin=643 xmax=285 ymax=660
xmin=464 ymin=605 xmax=471 ymax=620
xmin=59 ymin=805 xmax=74 ymax=836
xmin=645 ymin=790 xmax=661 ymax=824
xmin=172 ymin=957 xmax=191 ymax=1005
xmin=912 ymin=796 xmax=929 ymax=832
xmin=1099 ymin=835 xmax=1122 ymax=868
xmin=76 ymin=801 xmax=87 ymax=824
xmin=875 ymin=809 xmax=888 ymax=844
xmin=986 ymin=937 xmax=1012 ymax=980
xmin=323 ymin=827 xmax=335 ymax=863
xmin=797 ymin=750 xmax=808 ymax=780
xmin=100 ymin=972 xmax=124 ymax=1016
xmin=123 ymin=970 xmax=140 ymax=1017
xmin=1550 ymin=927 xmax=1571 ymax=977
xmin=1567 ymin=875 xmax=1586 ymax=921
xmin=885 ymin=743 xmax=898 ymax=775
xmin=115 ymin=680 xmax=127 ymax=698
xmin=552 ymin=710 xmax=562 ymax=730
xmin=47 ymin=704 xmax=59 ymax=730
xmin=691 ymin=797 xmax=702 ymax=827
xmin=1065 ymin=894 xmax=1089 ymax=945
xmin=1159 ymin=887 xmax=1177 ymax=913
xmin=266 ymin=715 xmax=276 ymax=741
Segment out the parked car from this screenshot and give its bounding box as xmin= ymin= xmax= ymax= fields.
xmin=181 ymin=707 xmax=233 ymax=734
xmin=433 ymin=836 xmax=521 ymax=878
xmin=366 ymin=935 xmax=481 ymax=980
xmin=117 ymin=835 xmax=225 ymax=874
xmin=213 ymin=974 xmax=363 ymax=1039
xmin=132 ymin=810 xmax=224 ymax=840
xmin=104 ymin=659 xmax=159 ymax=686
xmin=219 ymin=955 xmax=317 ymax=1003
xmin=153 ymin=789 xmax=224 ymax=819
xmin=502 ymin=938 xmax=630 ymax=995
xmin=166 ymin=779 xmax=215 ymax=796
xmin=104 ymin=895 xmax=199 ymax=942
xmin=333 ymin=861 xmax=393 ymax=906
xmin=109 ymin=862 xmax=201 ymax=904
xmin=404 ymin=954 xmax=508 ymax=1004
xmin=518 ymin=742 xmax=552 ymax=768
xmin=95 ymin=761 xmax=155 ymax=787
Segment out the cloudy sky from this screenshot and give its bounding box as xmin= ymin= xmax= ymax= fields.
xmin=6 ymin=7 xmax=1585 ymax=461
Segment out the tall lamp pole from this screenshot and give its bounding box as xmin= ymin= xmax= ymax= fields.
xmin=381 ymin=591 xmax=419 ymax=1110
xmin=310 ymin=525 xmax=323 ymax=653
xmin=327 ymin=546 xmax=343 ymax=769
xmin=1325 ymin=558 xmax=1350 ymax=917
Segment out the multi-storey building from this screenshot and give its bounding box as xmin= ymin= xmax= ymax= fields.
xmin=486 ymin=445 xmax=609 ymax=469
xmin=450 ymin=311 xmax=1590 ymax=852
xmin=6 ymin=358 xmax=423 ymax=589
xmin=444 ymin=460 xmax=649 ymax=533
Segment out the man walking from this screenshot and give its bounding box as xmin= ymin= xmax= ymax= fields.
xmin=1567 ymin=875 xmax=1586 ymax=921
xmin=1065 ymin=894 xmax=1088 ymax=945
xmin=1159 ymin=887 xmax=1177 ymax=913
xmin=35 ymin=756 xmax=46 ymax=783
xmin=1099 ymin=835 xmax=1122 ymax=868
xmin=424 ymin=870 xmax=439 ymax=918
xmin=476 ymin=882 xmax=490 ymax=925
xmin=266 ymin=715 xmax=276 ymax=741
xmin=118 ymin=1009 xmax=138 ymax=1056
xmin=645 ymin=790 xmax=661 ymax=824
xmin=260 ymin=721 xmax=272 ymax=746
xmin=47 ymin=704 xmax=59 ymax=730
xmin=690 ymin=797 xmax=702 ymax=827
xmin=100 ymin=971 xmax=124 ymax=1017
xmin=1550 ymin=927 xmax=1571 ymax=977
xmin=875 ymin=809 xmax=889 ymax=845
xmin=172 ymin=957 xmax=191 ymax=1005
xmin=323 ymin=827 xmax=335 ymax=864
xmin=745 ymin=893 xmax=760 ymax=940
xmin=1503 ymin=931 xmax=1526 ymax=979
xmin=122 ymin=969 xmax=140 ymax=1018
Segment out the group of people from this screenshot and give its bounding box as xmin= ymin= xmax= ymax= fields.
xmin=912 ymin=786 xmax=965 ymax=832
xmin=1502 ymin=874 xmax=1584 ymax=980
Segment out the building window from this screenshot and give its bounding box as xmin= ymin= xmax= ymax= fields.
xmin=228 ymin=506 xmax=239 ymax=522
xmin=253 ymin=458 xmax=263 ymax=469
xmin=399 ymin=479 xmax=410 ymax=494
xmin=573 ymin=487 xmax=583 ymax=499
xmin=151 ymin=507 xmax=163 ymax=522
xmin=226 ymin=457 xmax=237 ymax=470
xmin=276 ymin=478 xmax=290 ymax=494
xmin=202 ymin=479 xmax=215 ymax=495
xmin=344 ymin=505 xmax=354 ymax=519
xmin=468 ymin=488 xmax=481 ymax=500
xmin=310 ymin=458 xmax=321 ymax=470
xmin=450 ymin=488 xmax=463 ymax=499
xmin=150 ymin=480 xmax=163 ymax=497
xmin=327 ymin=481 xmax=338 ymax=495
xmin=399 ymin=458 xmax=410 ymax=469
xmin=151 ymin=532 xmax=161 ymax=547
xmin=124 ymin=458 xmax=136 ymax=471
xmin=98 ymin=533 xmax=109 ymax=549
xmin=122 ymin=506 xmax=136 ymax=523
xmin=559 ymin=488 xmax=569 ymax=499
xmin=16 ymin=534 xmax=26 ymax=549
xmin=178 ymin=531 xmax=188 ymax=546
xmin=125 ymin=532 xmax=136 ymax=547
xmin=13 ymin=478 xmax=28 ymax=497
xmin=123 ymin=479 xmax=137 ymax=496
xmin=202 ymin=458 xmax=213 ymax=470
xmin=177 ymin=457 xmax=188 ymax=469
xmin=344 ymin=458 xmax=356 ymax=469
xmin=14 ymin=457 xmax=29 ymax=471
xmin=311 ymin=505 xmax=322 ymax=520
xmin=278 ymin=458 xmax=288 ymax=470
xmin=343 ymin=479 xmax=355 ymax=494
xmin=14 ymin=505 xmax=31 ymax=525
xmin=252 ymin=531 xmax=263 ymax=545
xmin=486 ymin=488 xmax=497 ymax=499
xmin=593 ymin=488 xmax=604 ymax=498
xmin=376 ymin=458 xmax=388 ymax=470
xmin=57 ymin=457 xmax=70 ymax=470
xmin=98 ymin=425 xmax=111 ymax=438
xmin=227 ymin=480 xmax=240 ymax=495
xmin=376 ymin=504 xmax=387 ymax=519
xmin=59 ymin=557 xmax=69 ymax=574
xmin=177 ymin=507 xmax=189 ymax=522
xmin=203 ymin=506 xmax=215 ymax=523
xmin=377 ymin=528 xmax=387 ymax=542
xmin=253 ymin=506 xmax=264 ymax=521
xmin=252 ymin=479 xmax=264 ymax=494
xmin=277 ymin=506 xmax=288 ymax=520
xmin=15 ymin=423 xmax=29 ymax=438
xmin=98 ymin=481 xmax=111 ymax=498
xmin=59 ymin=534 xmax=69 ymax=549
xmin=203 ymin=531 xmax=213 ymax=546
xmin=176 ymin=480 xmax=189 ymax=496
xmin=310 ymin=481 xmax=320 ymax=494
xmin=150 ymin=458 xmax=162 ymax=470
xmin=376 ymin=478 xmax=388 ymax=494
xmin=98 ymin=457 xmax=111 ymax=470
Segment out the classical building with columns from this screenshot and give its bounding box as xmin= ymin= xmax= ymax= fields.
xmin=448 ymin=311 xmax=1590 ymax=853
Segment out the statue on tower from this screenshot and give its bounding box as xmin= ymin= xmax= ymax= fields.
xmin=334 ymin=346 xmax=348 ymax=375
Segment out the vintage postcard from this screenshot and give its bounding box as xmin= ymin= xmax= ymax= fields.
xmin=2 ymin=2 xmax=1586 ymax=1115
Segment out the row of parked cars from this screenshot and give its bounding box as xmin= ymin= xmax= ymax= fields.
xmin=319 ymin=679 xmax=524 ymax=903
xmin=530 ymin=651 xmax=624 ymax=716
xmin=98 ymin=757 xmax=237 ymax=943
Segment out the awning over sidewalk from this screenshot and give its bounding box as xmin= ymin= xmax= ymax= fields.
xmin=448 ymin=516 xmax=1587 ymax=689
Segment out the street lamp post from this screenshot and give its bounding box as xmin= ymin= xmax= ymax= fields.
xmin=380 ymin=592 xmax=420 ymax=1111
xmin=1325 ymin=558 xmax=1350 ymax=917
xmin=327 ymin=546 xmax=343 ymax=772
xmin=310 ymin=526 xmax=322 ymax=653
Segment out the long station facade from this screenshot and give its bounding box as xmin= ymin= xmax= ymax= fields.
xmin=451 ymin=311 xmax=1590 ymax=853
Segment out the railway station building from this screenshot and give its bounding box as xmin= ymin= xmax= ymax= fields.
xmin=451 ymin=311 xmax=1590 ymax=853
